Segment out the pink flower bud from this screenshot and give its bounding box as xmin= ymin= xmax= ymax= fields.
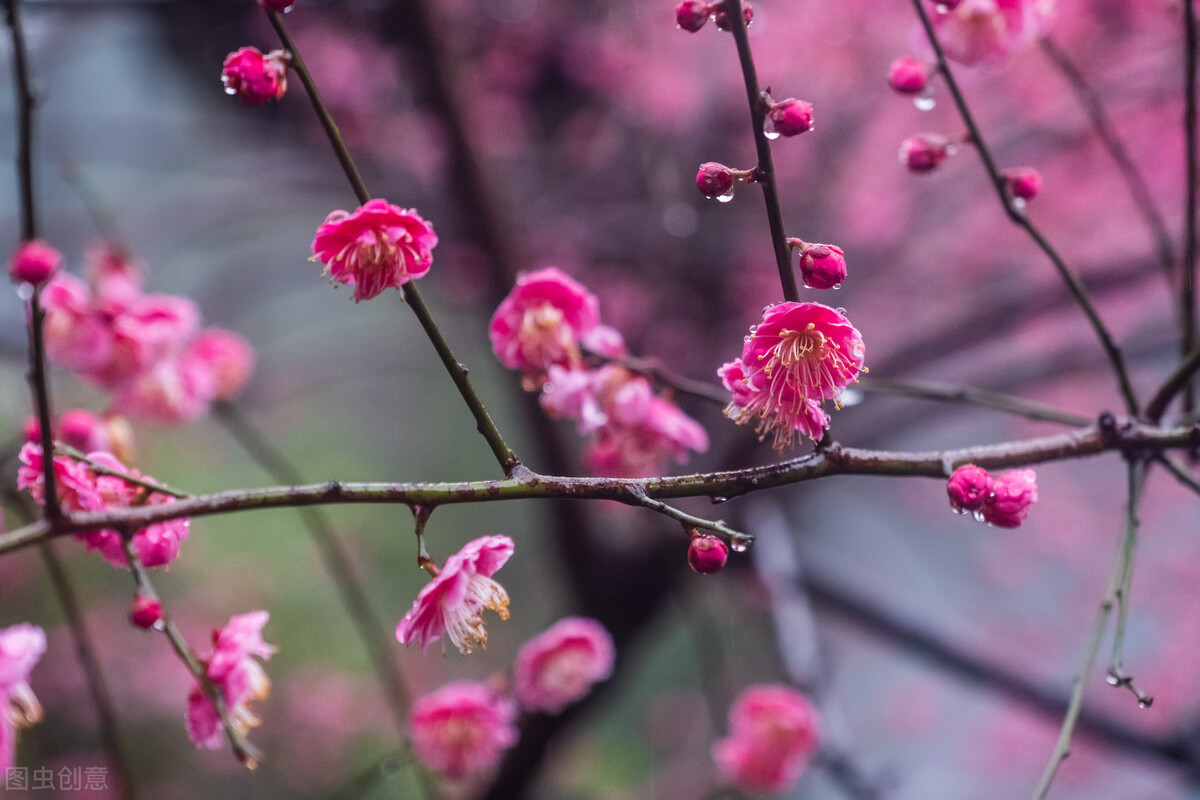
xmin=713 ymin=1 xmax=753 ymax=31
xmin=696 ymin=162 xmax=735 ymax=199
xmin=22 ymin=416 xmax=40 ymax=444
xmin=676 ymin=0 xmax=710 ymax=32
xmin=58 ymin=409 xmax=110 ymax=453
xmin=982 ymin=469 xmax=1038 ymax=528
xmin=258 ymin=0 xmax=295 ymax=11
xmin=947 ymin=464 xmax=993 ymax=513
xmin=798 ymin=243 xmax=847 ymax=290
xmin=765 ymin=98 xmax=814 ymax=138
xmin=899 ymin=134 xmax=950 ymax=173
xmin=887 ymin=57 xmax=929 ymax=94
xmin=688 ymin=534 xmax=729 ymax=574
xmin=9 ymin=240 xmax=61 ymax=286
xmin=1003 ymin=167 xmax=1042 ymax=201
xmin=129 ymin=593 xmax=163 ymax=629
xmin=221 ymin=47 xmax=289 ymax=106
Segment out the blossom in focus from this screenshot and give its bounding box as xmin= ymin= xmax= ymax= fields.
xmin=931 ymin=0 xmax=1054 ymax=66
xmin=794 ymin=241 xmax=848 ymax=290
xmin=9 ymin=240 xmax=61 ymax=286
xmin=310 ymin=199 xmax=437 ymax=303
xmin=982 ymin=468 xmax=1038 ymax=528
xmin=765 ymin=98 xmax=814 ymax=138
xmin=712 ymin=684 xmax=821 ymax=794
xmin=696 ymin=162 xmax=735 ymax=199
xmin=410 ymin=680 xmax=517 ymax=779
xmin=514 ymin=617 xmax=615 ymax=714
xmin=688 ymin=533 xmax=729 ymax=574
xmin=947 ymin=464 xmax=994 ymax=513
xmin=0 ymin=623 xmax=46 ymax=775
xmin=720 ymin=302 xmax=863 ymax=450
xmin=221 ymin=47 xmax=289 ymax=106
xmin=396 ymin=536 xmax=514 ymax=655
xmin=186 ymin=611 xmax=276 ymax=750
xmin=489 ymin=267 xmax=599 ymax=381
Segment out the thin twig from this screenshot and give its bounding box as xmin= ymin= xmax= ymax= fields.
xmin=624 ymin=485 xmax=751 ymax=548
xmin=722 ymin=0 xmax=800 ymax=302
xmin=910 ymin=0 xmax=1140 ymax=416
xmin=1105 ymin=461 xmax=1152 ymax=708
xmin=1146 ymin=344 xmax=1200 ymax=423
xmin=3 ymin=417 xmax=1198 ymax=555
xmin=1156 ymin=453 xmax=1200 ymax=495
xmin=856 ymin=377 xmax=1092 ymax=427
xmin=54 ymin=444 xmax=190 ymax=499
xmin=1186 ymin=0 xmax=1199 ymax=414
xmin=265 ymin=11 xmax=519 ymax=475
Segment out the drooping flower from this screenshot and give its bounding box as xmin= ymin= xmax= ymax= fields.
xmin=221 ymin=47 xmax=289 ymax=106
xmin=720 ymin=302 xmax=863 ymax=450
xmin=310 ymin=199 xmax=437 ymax=303
xmin=947 ymin=463 xmax=994 ymax=513
xmin=712 ymin=684 xmax=821 ymax=794
xmin=514 ymin=617 xmax=615 ymax=714
xmin=9 ymin=240 xmax=61 ymax=286
xmin=489 ymin=267 xmax=599 ymax=381
xmin=0 ymin=623 xmax=46 ymax=775
xmin=396 ymin=536 xmax=514 ymax=655
xmin=982 ymin=468 xmax=1038 ymax=528
xmin=186 ymin=612 xmax=276 ymax=751
xmin=410 ymin=681 xmax=517 ymax=779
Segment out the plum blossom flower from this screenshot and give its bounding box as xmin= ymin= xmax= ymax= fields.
xmin=712 ymin=684 xmax=821 ymax=794
xmin=489 ymin=267 xmax=599 ymax=381
xmin=311 ymin=199 xmax=437 ymax=303
xmin=930 ymin=0 xmax=1054 ymax=66
xmin=410 ymin=681 xmax=517 ymax=779
xmin=720 ymin=302 xmax=863 ymax=450
xmin=396 ymin=536 xmax=514 ymax=655
xmin=982 ymin=468 xmax=1038 ymax=528
xmin=221 ymin=47 xmax=289 ymax=105
xmin=186 ymin=612 xmax=276 ymax=750
xmin=0 ymin=623 xmax=46 ymax=775
xmin=514 ymin=617 xmax=615 ymax=714
xmin=581 ymin=375 xmax=708 ymax=477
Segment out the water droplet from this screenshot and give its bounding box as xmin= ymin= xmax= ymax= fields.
xmin=802 ymin=281 xmax=812 ymax=289
xmin=1105 ymin=672 xmax=1121 ymax=686
xmin=762 ymin=303 xmax=776 ymax=313
xmin=952 ymin=507 xmax=969 ymax=516
xmin=728 ymin=532 xmax=754 ymax=552
xmin=832 ymin=283 xmax=842 ymax=290
xmin=835 ymin=307 xmax=847 ymax=316
xmin=743 ymin=336 xmax=751 ymax=343
xmin=16 ymin=283 xmax=33 ymax=301
xmin=223 ymin=86 xmax=237 ymax=96
xmin=914 ymin=91 xmax=936 ymax=112
xmin=763 ymin=129 xmax=781 ymax=141
xmin=946 ymin=144 xmax=960 ymax=156
xmin=972 ymin=510 xmax=986 ymax=523
xmin=715 ymin=187 xmax=736 ymax=203
xmin=748 ymin=325 xmax=758 ymax=333
xmin=711 ymin=496 xmax=730 ymax=505
xmin=1011 ymin=197 xmax=1027 ymax=212
xmin=1138 ymin=697 xmax=1154 ymax=709
xmin=935 ymin=2 xmax=949 ymax=12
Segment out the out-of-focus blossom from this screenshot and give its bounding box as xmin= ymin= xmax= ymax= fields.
xmin=930 ymin=0 xmax=1054 ymax=66
xmin=221 ymin=47 xmax=289 ymax=106
xmin=676 ymin=0 xmax=710 ymax=32
xmin=187 ymin=611 xmax=276 ymax=751
xmin=0 ymin=623 xmax=46 ymax=775
xmin=490 ymin=267 xmax=599 ymax=381
xmin=982 ymin=469 xmax=1038 ymax=528
xmin=688 ymin=533 xmax=729 ymax=574
xmin=765 ymin=98 xmax=814 ymax=138
xmin=539 ymin=365 xmax=608 ymax=434
xmin=713 ymin=0 xmax=753 ymax=31
xmin=9 ymin=240 xmax=60 ymax=286
xmin=720 ymin=302 xmax=863 ymax=450
xmin=310 ymin=199 xmax=437 ymax=303
xmin=189 ymin=329 xmax=255 ymax=400
xmin=514 ymin=617 xmax=615 ymax=713
xmin=888 ymin=56 xmax=929 ymax=94
xmin=712 ymin=684 xmax=821 ymax=794
xmin=900 ymin=133 xmax=951 ymax=173
xmin=396 ymin=536 xmax=514 ymax=655
xmin=582 ymin=376 xmax=708 ymax=476
xmin=947 ymin=464 xmax=994 ymax=513
xmin=1003 ymin=167 xmax=1043 ymax=202
xmin=129 ymin=593 xmax=164 ymax=630
xmin=410 ymin=681 xmax=517 ymax=779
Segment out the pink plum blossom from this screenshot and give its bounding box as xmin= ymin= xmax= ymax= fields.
xmin=187 ymin=612 xmax=276 ymax=751
xmin=0 ymin=623 xmax=46 ymax=775
xmin=188 ymin=328 xmax=255 ymax=400
xmin=713 ymin=1 xmax=753 ymax=31
xmin=720 ymin=302 xmax=863 ymax=450
xmin=489 ymin=267 xmax=600 ymax=379
xmin=947 ymin=464 xmax=994 ymax=513
xmin=514 ymin=617 xmax=615 ymax=713
xmin=221 ymin=47 xmax=289 ymax=105
xmin=581 ymin=376 xmax=708 ymax=477
xmin=410 ymin=680 xmax=517 ymax=779
xmin=930 ymin=0 xmax=1054 ymax=66
xmin=900 ymin=133 xmax=951 ymax=172
xmin=982 ymin=469 xmax=1038 ymax=528
xmin=310 ymin=199 xmax=437 ymax=302
xmin=396 ymin=535 xmax=515 ymax=655
xmin=9 ymin=240 xmax=60 ymax=286
xmin=539 ymin=365 xmax=608 ymax=434
xmin=712 ymin=684 xmax=821 ymax=794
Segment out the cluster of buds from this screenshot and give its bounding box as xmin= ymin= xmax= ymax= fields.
xmin=947 ymin=464 xmax=1039 ymax=528
xmin=676 ymin=0 xmax=753 ymax=33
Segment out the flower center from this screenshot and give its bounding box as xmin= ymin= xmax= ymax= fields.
xmin=518 ymin=304 xmax=573 ymax=368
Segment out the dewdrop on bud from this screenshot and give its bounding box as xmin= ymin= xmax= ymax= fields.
xmin=696 ymin=162 xmax=736 ymax=201
xmin=797 ymin=243 xmax=847 ymax=290
xmin=258 ymin=0 xmax=295 ymax=11
xmin=676 ymin=0 xmax=710 ymax=32
xmin=899 ymin=134 xmax=950 ymax=173
xmin=1003 ymin=167 xmax=1042 ymax=206
xmin=981 ymin=469 xmax=1038 ymax=528
xmin=129 ymin=593 xmax=164 ymax=630
xmin=712 ymin=0 xmax=753 ymax=31
xmin=9 ymin=240 xmax=61 ymax=287
xmin=764 ymin=98 xmax=813 ymax=139
xmin=947 ymin=464 xmax=993 ymax=514
xmin=688 ymin=533 xmax=729 ymax=574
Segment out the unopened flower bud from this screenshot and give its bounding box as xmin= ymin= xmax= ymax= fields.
xmin=9 ymin=240 xmax=61 ymax=286
xmin=129 ymin=593 xmax=164 ymax=630
xmin=688 ymin=533 xmax=729 ymax=574
xmin=798 ymin=243 xmax=847 ymax=290
xmin=1003 ymin=167 xmax=1042 ymax=201
xmin=765 ymin=98 xmax=814 ymax=138
xmin=899 ymin=134 xmax=950 ymax=173
xmin=59 ymin=409 xmax=110 ymax=453
xmin=221 ymin=47 xmax=289 ymax=106
xmin=888 ymin=57 xmax=929 ymax=94
xmin=676 ymin=0 xmax=710 ymax=32
xmin=696 ymin=162 xmax=735 ymax=198
xmin=981 ymin=469 xmax=1037 ymax=528
xmin=713 ymin=1 xmax=753 ymax=31
xmin=258 ymin=0 xmax=295 ymax=11
xmin=22 ymin=417 xmax=40 ymax=444
xmin=947 ymin=464 xmax=993 ymax=513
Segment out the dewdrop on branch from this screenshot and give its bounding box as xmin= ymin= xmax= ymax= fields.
xmin=221 ymin=47 xmax=289 ymax=106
